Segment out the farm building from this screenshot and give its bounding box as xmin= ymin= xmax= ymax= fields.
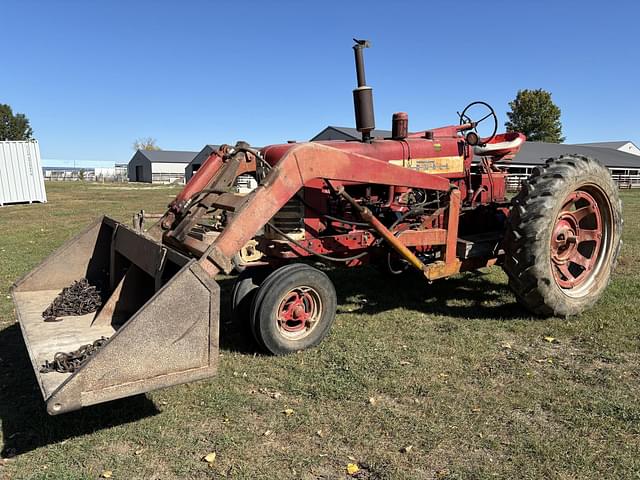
xmin=311 ymin=127 xmax=640 ymax=188
xmin=0 ymin=140 xmax=47 ymax=206
xmin=127 ymin=150 xmax=198 ymax=183
xmin=575 ymin=141 xmax=640 ymax=157
xmin=185 ymin=145 xmax=219 ymax=181
xmin=311 ymin=126 xmax=394 ymax=142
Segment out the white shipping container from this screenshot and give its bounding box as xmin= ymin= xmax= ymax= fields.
xmin=0 ymin=140 xmax=47 ymax=206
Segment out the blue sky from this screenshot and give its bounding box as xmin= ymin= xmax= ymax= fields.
xmin=2 ymin=0 xmax=639 ymax=167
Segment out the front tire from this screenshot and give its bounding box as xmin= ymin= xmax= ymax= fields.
xmin=503 ymin=155 xmax=622 ymax=316
xmin=250 ymin=264 xmax=337 ymax=355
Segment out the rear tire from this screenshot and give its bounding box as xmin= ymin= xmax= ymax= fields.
xmin=503 ymin=155 xmax=622 ymax=316
xmin=250 ymin=264 xmax=337 ymax=355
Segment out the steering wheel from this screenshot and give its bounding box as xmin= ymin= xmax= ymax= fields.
xmin=458 ymin=101 xmax=498 ymax=145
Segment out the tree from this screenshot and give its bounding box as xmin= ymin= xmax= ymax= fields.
xmin=505 ymin=89 xmax=565 ymax=143
xmin=0 ymin=104 xmax=33 ymax=141
xmin=132 ymin=137 xmax=161 ymax=151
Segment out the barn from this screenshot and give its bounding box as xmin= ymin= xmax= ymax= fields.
xmin=127 ymin=150 xmax=198 ymax=183
xmin=185 ymin=145 xmax=219 ymax=182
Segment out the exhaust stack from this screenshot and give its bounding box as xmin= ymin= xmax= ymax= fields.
xmin=352 ymin=39 xmax=375 ymax=143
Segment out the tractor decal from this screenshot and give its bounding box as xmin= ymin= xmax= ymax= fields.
xmin=389 ymin=156 xmax=464 ymax=174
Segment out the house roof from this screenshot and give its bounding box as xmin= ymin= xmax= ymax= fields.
xmin=573 ymin=141 xmax=633 ymax=149
xmin=136 ymin=149 xmax=198 ymax=163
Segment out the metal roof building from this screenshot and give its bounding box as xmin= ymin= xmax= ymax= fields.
xmin=500 ymin=141 xmax=640 ymax=172
xmin=185 ymin=145 xmax=219 ymax=182
xmin=0 ymin=140 xmax=47 ymax=206
xmin=127 ymin=150 xmax=198 ymax=183
xmin=310 ymin=126 xmax=394 ymax=142
xmin=574 ymin=141 xmax=640 ymax=157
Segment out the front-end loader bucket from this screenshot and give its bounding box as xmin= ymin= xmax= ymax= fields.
xmin=11 ymin=216 xmax=219 ymax=415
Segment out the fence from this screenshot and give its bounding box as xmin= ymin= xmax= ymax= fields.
xmin=151 ymin=172 xmax=186 ymax=184
xmin=505 ymin=174 xmax=640 ymax=192
xmin=611 ymin=175 xmax=640 ymax=189
xmin=44 ymin=170 xmax=128 ymax=182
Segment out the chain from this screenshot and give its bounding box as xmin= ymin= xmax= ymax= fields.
xmin=40 ymin=337 xmax=109 ymax=374
xmin=42 ymin=278 xmax=102 ymax=322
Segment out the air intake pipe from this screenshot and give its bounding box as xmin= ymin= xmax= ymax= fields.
xmin=352 ymin=39 xmax=375 ymax=143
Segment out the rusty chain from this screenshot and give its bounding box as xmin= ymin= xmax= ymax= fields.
xmin=42 ymin=278 xmax=102 ymax=322
xmin=40 ymin=337 xmax=109 ymax=374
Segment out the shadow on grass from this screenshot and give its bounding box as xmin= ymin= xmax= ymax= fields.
xmin=0 ymin=266 xmax=526 ymax=456
xmin=0 ymin=323 xmax=160 ymax=457
xmin=217 ymin=265 xmax=530 ymax=355
xmin=326 ymin=265 xmax=530 ymax=321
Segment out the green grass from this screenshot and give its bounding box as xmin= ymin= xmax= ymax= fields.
xmin=1 ymin=182 xmax=639 ymax=479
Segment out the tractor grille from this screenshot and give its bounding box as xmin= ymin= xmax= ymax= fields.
xmin=265 ymin=194 xmax=305 ymax=241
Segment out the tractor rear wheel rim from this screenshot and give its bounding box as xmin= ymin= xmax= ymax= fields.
xmin=550 ymin=188 xmax=609 ymax=292
xmin=276 ymin=286 xmax=322 ymax=340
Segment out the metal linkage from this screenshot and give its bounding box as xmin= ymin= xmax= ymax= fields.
xmin=42 ymin=278 xmax=102 ymax=322
xmin=40 ymin=337 xmax=109 ymax=374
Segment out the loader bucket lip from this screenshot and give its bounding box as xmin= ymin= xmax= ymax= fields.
xmin=12 ymin=216 xmax=220 ymax=415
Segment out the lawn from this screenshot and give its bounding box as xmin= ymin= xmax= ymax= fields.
xmin=0 ymin=182 xmax=639 ymax=479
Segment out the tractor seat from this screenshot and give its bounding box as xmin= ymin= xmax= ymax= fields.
xmin=474 ymin=132 xmax=525 ymax=159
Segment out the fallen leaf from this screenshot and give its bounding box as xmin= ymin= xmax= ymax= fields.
xmin=400 ymin=445 xmax=413 ymax=453
xmin=282 ymin=408 xmax=294 ymax=416
xmin=202 ymin=452 xmax=216 ymax=464
xmin=501 ymin=342 xmax=512 ymax=349
xmin=263 ymin=430 xmax=273 ymax=436
xmin=100 ymin=471 xmax=113 ymax=479
xmin=316 ymin=430 xmax=324 ymax=438
xmin=258 ymin=387 xmax=282 ymax=399
xmin=346 ymin=463 xmax=360 ymax=475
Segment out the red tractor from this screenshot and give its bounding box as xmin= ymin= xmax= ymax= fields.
xmin=13 ymin=40 xmax=622 ymax=414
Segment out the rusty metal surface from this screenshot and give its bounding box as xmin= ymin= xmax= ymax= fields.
xmin=337 ymin=186 xmax=426 ymax=272
xmin=210 ymin=193 xmax=249 ymax=212
xmin=198 ymin=142 xmax=452 ymax=276
xmin=12 ymin=217 xmax=219 ymax=415
xmin=396 ymin=228 xmax=447 ymax=246
xmin=444 ymin=189 xmax=461 ymax=264
xmin=46 ymin=260 xmax=219 ymax=415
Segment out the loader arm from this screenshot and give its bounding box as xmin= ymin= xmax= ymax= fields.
xmin=192 ymin=142 xmax=452 ymax=276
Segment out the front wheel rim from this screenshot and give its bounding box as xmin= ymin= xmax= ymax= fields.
xmin=275 ymin=286 xmax=323 ymax=340
xmin=550 ymin=186 xmax=613 ymax=295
